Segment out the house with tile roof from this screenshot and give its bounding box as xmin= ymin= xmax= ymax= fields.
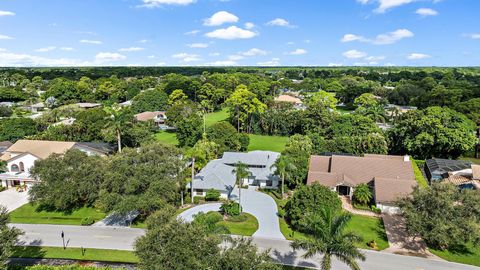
xmin=190 ymin=151 xmax=280 ymax=199
xmin=307 ymin=154 xmax=417 ymax=213
xmin=134 ymin=111 xmax=168 ymax=129
xmin=0 ymin=140 xmax=113 ymax=188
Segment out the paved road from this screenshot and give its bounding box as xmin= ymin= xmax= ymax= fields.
xmin=0 ymin=188 xmax=29 ymax=212
xmin=179 ymin=188 xmax=285 ymax=239
xmin=11 ymin=223 xmax=479 ymax=270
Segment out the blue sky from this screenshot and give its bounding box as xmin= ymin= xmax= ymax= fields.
xmin=0 ymin=0 xmax=478 ymax=67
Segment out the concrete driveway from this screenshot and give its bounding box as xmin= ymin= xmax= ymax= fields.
xmin=0 ymin=188 xmax=29 ymax=212
xmin=178 ymin=188 xmax=285 ymax=240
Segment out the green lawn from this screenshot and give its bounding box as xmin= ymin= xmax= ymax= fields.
xmin=412 ymin=160 xmax=429 ymax=188
xmin=205 ymin=108 xmax=229 ymax=127
xmin=430 ymin=243 xmax=480 ymax=267
xmin=155 ymin=131 xmax=179 ymax=146
xmin=9 ymin=204 xmax=106 ymax=226
xmin=11 ymin=246 xmax=138 ymax=263
xmin=247 ymin=134 xmax=288 ymax=152
xmin=218 ymin=213 xmax=259 ymax=236
xmin=262 ymin=189 xmax=389 ymax=250
xmin=460 ymin=157 xmax=480 ymax=165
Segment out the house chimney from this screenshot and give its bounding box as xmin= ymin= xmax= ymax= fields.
xmin=403 ymin=155 xmax=410 ymax=162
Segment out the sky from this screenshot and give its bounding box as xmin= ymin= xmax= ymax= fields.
xmin=0 ymin=0 xmax=478 ymax=67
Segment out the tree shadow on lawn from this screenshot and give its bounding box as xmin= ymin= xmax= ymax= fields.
xmin=12 ymin=240 xmax=47 ymax=259
xmin=439 ymin=244 xmax=474 ymax=255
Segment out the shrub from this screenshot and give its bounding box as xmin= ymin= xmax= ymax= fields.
xmin=285 ymin=183 xmax=341 ymax=231
xmin=205 ymin=189 xmax=221 ymax=201
xmin=220 ymin=201 xmax=241 ymax=216
xmin=0 ymin=186 xmax=5 ymax=192
xmin=370 ymin=205 xmax=381 ymax=214
xmin=81 ymin=217 xmax=95 ymax=226
xmin=193 ymin=196 xmax=202 ymax=205
xmin=353 ymin=183 xmax=373 ymax=205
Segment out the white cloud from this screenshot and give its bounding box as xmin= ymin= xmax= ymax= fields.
xmin=35 ymin=46 xmax=56 ymax=53
xmin=343 ymin=49 xmax=367 ymax=59
xmin=328 ymin=63 xmax=344 ymax=67
xmin=204 ymin=11 xmax=239 ymax=26
xmin=140 ymin=0 xmax=196 ymax=8
xmin=148 ymin=55 xmax=155 ymax=59
xmin=464 ymin=33 xmax=480 ymax=40
xmin=95 ymin=52 xmax=126 ymax=63
xmin=119 ymin=47 xmax=145 ymax=52
xmin=138 ymin=39 xmax=149 ymax=43
xmin=342 ymin=29 xmax=413 ymax=45
xmin=60 ymin=47 xmax=75 ymax=51
xmin=257 ymin=58 xmax=280 ymax=66
xmin=357 ymin=0 xmax=439 ymax=13
xmin=287 ymin=49 xmax=307 ymax=55
xmin=172 ymin=52 xmax=201 ymax=62
xmin=407 ymin=53 xmax=431 ymax=60
xmin=0 ymin=52 xmax=88 ymax=67
xmin=184 ymin=30 xmax=200 ymax=36
xmin=188 ymin=43 xmax=209 ymax=48
xmin=245 ymin=22 xmax=255 ymax=29
xmin=80 ymin=39 xmax=103 ymax=45
xmin=209 ymin=52 xmax=221 ymax=57
xmin=0 ymin=10 xmax=15 ymax=16
xmin=228 ymin=55 xmax=244 ymax=61
xmin=205 ymin=26 xmax=257 ymax=40
xmin=241 ymin=48 xmax=267 ymax=56
xmin=416 ymin=8 xmax=438 ymax=16
xmin=0 ymin=34 xmax=13 ymax=40
xmin=266 ymin=18 xmax=295 ymax=28
xmin=206 ymin=60 xmax=238 ymax=66
xmin=0 ymin=48 xmax=6 ymax=52
xmin=365 ymin=55 xmax=385 ymax=61
xmin=156 ymin=62 xmax=166 ymax=66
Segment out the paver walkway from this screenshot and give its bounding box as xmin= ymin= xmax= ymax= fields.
xmin=382 ymin=213 xmax=440 ymax=259
xmin=341 ymin=196 xmax=380 ymax=217
xmin=0 ymin=188 xmax=29 ymax=212
xmin=178 ymin=187 xmax=285 ymax=240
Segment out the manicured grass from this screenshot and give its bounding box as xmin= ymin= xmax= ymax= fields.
xmin=218 ymin=213 xmax=259 ymax=236
xmin=262 ymin=189 xmax=389 ymax=250
xmin=430 ymin=243 xmax=480 ymax=267
xmin=205 ymin=108 xmax=229 ymax=127
xmin=11 ymin=246 xmax=138 ymax=263
xmin=154 ymin=131 xmax=179 ymax=146
xmin=247 ymin=134 xmax=288 ymax=152
xmin=412 ymin=160 xmax=429 ymax=188
xmin=9 ymin=204 xmax=106 ymax=226
xmin=460 ymin=157 xmax=480 ymax=165
xmin=345 ymin=215 xmax=389 ymax=250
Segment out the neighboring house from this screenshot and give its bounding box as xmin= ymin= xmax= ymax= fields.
xmin=134 ymin=111 xmax=168 ymax=129
xmin=52 ymin=117 xmax=76 ymax=127
xmin=0 ymin=102 xmax=15 ymax=107
xmin=425 ymin=158 xmax=480 ymax=190
xmin=385 ymin=104 xmax=417 ymax=116
xmin=191 ymin=151 xmax=280 ymax=199
xmin=274 ymin=94 xmax=305 ymax=110
xmin=76 ymin=103 xmax=102 ymax=109
xmin=27 ymin=102 xmax=45 ymax=113
xmin=119 ymin=100 xmax=132 ymax=107
xmin=424 ymin=158 xmax=472 ymax=183
xmin=307 ymin=154 xmax=417 ymax=214
xmin=0 ymin=140 xmax=114 ymax=188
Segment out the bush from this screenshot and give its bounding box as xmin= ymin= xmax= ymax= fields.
xmin=0 ymin=186 xmax=5 ymax=192
xmin=81 ymin=217 xmax=95 ymax=226
xmin=220 ymin=201 xmax=241 ymax=216
xmin=193 ymin=196 xmax=202 ymax=205
xmin=370 ymin=205 xmax=381 ymax=214
xmin=285 ymin=183 xmax=341 ymax=231
xmin=205 ymin=189 xmax=221 ymax=201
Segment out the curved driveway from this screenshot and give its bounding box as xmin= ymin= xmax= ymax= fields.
xmin=178 ymin=188 xmax=285 ymax=240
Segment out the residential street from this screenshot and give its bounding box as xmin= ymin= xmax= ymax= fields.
xmin=11 ymin=223 xmax=480 ymax=270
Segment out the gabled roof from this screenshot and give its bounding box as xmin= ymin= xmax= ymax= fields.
xmin=2 ymin=140 xmax=76 ymax=160
xmin=374 ymin=177 xmax=417 ymax=203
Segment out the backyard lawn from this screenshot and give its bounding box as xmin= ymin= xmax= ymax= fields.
xmin=205 ymin=108 xmax=229 ymax=127
xmin=430 ymin=243 xmax=480 ymax=267
xmin=9 ymin=204 xmax=106 ymax=226
xmin=155 ymin=131 xmax=179 ymax=146
xmin=218 ymin=213 xmax=259 ymax=236
xmin=11 ymin=246 xmax=138 ymax=263
xmin=247 ymin=134 xmax=288 ymax=152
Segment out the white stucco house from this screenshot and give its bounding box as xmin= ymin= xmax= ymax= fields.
xmin=0 ymin=140 xmax=113 ymax=188
xmin=190 ymin=151 xmax=280 ymax=199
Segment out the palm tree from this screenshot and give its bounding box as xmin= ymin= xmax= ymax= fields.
xmin=104 ymin=104 xmax=129 ymax=153
xmin=353 ymin=183 xmax=373 ymax=206
xmin=271 ymin=155 xmax=296 ymax=199
xmin=291 ymin=208 xmax=365 ymax=270
xmin=232 ymin=162 xmax=250 ymax=213
xmin=365 ymin=105 xmax=387 ymax=123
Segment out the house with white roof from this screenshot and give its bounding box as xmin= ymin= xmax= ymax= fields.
xmin=191 ymin=151 xmax=280 ymax=199
xmin=0 ymin=140 xmax=113 ymax=188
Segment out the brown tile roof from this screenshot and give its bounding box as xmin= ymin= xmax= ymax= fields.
xmin=472 ymin=164 xmax=480 ymax=181
xmin=374 ymin=177 xmax=417 ymax=203
xmin=134 ymin=111 xmax=166 ymax=122
xmin=0 ymin=141 xmax=13 ymax=147
xmin=1 ymin=140 xmax=76 ymax=161
xmin=274 ymin=95 xmax=302 ymax=104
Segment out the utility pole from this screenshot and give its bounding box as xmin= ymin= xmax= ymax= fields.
xmin=191 ymin=157 xmax=195 ymax=204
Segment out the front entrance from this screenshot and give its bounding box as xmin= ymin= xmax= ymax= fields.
xmin=13 ymin=180 xmax=21 ymax=186
xmin=337 ymin=185 xmax=351 ymax=196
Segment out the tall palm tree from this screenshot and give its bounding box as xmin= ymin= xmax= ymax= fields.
xmin=291 ymin=208 xmax=365 ymax=270
xmin=104 ymin=104 xmax=129 ymax=153
xmin=232 ymin=162 xmax=250 ymax=213
xmin=271 ymin=155 xmax=296 ymax=199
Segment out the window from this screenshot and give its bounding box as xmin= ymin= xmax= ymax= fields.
xmin=10 ymin=164 xmax=19 ymax=172
xmin=19 ymin=162 xmax=25 ymax=172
